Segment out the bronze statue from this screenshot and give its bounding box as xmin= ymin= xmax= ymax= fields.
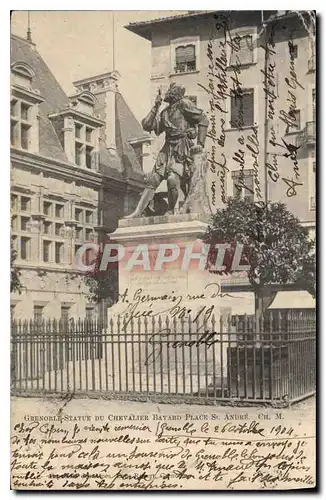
xmin=126 ymin=83 xmax=208 ymax=218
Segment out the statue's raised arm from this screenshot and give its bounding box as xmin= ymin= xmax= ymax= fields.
xmin=141 ymin=89 xmax=164 ymax=135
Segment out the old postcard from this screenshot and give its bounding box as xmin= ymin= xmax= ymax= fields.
xmin=10 ymin=10 xmax=316 ymax=490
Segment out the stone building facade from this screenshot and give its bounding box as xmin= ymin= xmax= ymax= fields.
xmin=10 ymin=34 xmax=150 ymax=321
xmin=126 ymin=10 xmax=316 ymax=233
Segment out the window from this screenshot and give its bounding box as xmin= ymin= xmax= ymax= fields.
xmin=43 ymin=201 xmax=52 ymax=216
xmin=34 ymin=305 xmax=44 ymax=325
xmin=55 ymin=242 xmax=63 ymax=264
xmin=85 ymin=146 xmax=93 ymax=169
xmin=86 ymin=127 xmax=92 ymax=143
xmin=55 ymin=204 xmax=64 ymax=218
xmin=10 ymin=121 xmax=16 ymax=146
xmin=20 ymin=197 xmax=30 ymax=212
xmin=20 ymin=236 xmax=30 ymax=260
xmin=21 ymin=124 xmax=29 ymax=150
xmin=11 ymin=216 xmax=18 ymax=231
xmin=43 ymin=221 xmax=52 ymax=235
xmin=75 ymin=123 xmax=82 ymax=138
xmin=21 ymin=217 xmax=29 ymax=231
xmin=75 ymin=227 xmax=83 ymax=240
xmin=61 ymin=306 xmax=70 ymax=325
xmin=312 ymin=89 xmax=316 ymax=123
xmin=85 ymin=248 xmax=94 ymax=266
xmin=286 ymin=109 xmax=300 ymax=134
xmin=11 ymin=195 xmax=18 ymax=211
xmin=21 ymin=102 xmax=30 ymax=120
xmin=74 ymin=124 xmax=95 ymax=168
xmin=232 ymin=170 xmax=254 ymax=202
xmin=10 ymin=100 xmax=32 ymax=150
xmin=230 ymin=33 xmax=254 ymax=66
xmin=85 ymin=211 xmax=93 ymax=224
xmin=86 ymin=307 xmax=95 ymax=321
xmin=175 ymin=44 xmax=196 ymax=73
xmin=43 ymin=240 xmax=51 ymax=262
xmin=11 ymin=100 xmax=18 ymax=117
xmin=75 ymin=143 xmax=83 ymax=166
xmin=12 ymin=236 xmax=18 ymax=253
xmin=55 ymin=223 xmax=63 ymax=236
xmin=230 ymin=89 xmax=254 ymax=128
xmin=75 ymin=208 xmax=83 ymax=222
xmin=85 ymin=228 xmax=93 ymax=240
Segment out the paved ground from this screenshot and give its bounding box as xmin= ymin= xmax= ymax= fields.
xmin=11 ymin=394 xmax=316 ymax=418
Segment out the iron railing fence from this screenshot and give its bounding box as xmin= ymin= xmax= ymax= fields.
xmin=11 ymin=310 xmax=316 ymax=406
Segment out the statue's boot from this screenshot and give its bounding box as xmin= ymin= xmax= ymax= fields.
xmin=125 ymin=187 xmax=156 ymax=219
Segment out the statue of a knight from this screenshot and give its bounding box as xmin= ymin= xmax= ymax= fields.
xmin=126 ymin=82 xmax=209 ymax=218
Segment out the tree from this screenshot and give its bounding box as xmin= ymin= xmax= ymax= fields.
xmin=203 ymin=198 xmax=315 ymax=314
xmin=11 ymin=238 xmax=22 ymax=294
xmin=84 ymin=249 xmax=118 ymax=306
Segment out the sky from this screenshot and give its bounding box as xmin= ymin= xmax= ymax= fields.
xmin=11 ymin=11 xmax=184 ymax=121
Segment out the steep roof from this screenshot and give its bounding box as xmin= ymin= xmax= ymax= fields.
xmin=10 ymin=34 xmax=146 ymax=180
xmin=11 ymin=34 xmax=69 ymax=161
xmin=115 ymin=93 xmax=149 ymax=143
xmin=115 ymin=93 xmax=147 ymax=176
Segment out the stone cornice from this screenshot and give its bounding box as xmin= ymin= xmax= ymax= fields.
xmin=11 ymin=84 xmax=44 ymax=104
xmin=112 ymin=216 xmax=208 ymax=243
xmin=11 ymin=149 xmax=103 ymax=188
xmin=15 ymin=263 xmax=85 ymax=275
xmin=11 ymin=149 xmax=143 ymax=192
xmin=49 ymin=108 xmax=105 ymax=128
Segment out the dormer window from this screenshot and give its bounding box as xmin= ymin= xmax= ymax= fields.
xmin=10 ymin=99 xmax=32 ymax=150
xmin=49 ymin=90 xmax=104 ymax=168
xmin=11 ymin=61 xmax=35 ymax=88
xmin=74 ymin=122 xmax=95 ymax=168
xmin=10 ymin=62 xmax=43 ymax=153
xmin=69 ymin=91 xmax=98 ymax=116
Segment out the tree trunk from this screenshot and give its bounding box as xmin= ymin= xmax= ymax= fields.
xmin=254 ymin=289 xmax=263 ymax=334
xmin=254 ymin=285 xmax=278 ymax=333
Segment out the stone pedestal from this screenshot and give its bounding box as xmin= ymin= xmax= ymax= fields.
xmin=109 ymin=213 xmax=253 ymax=320
xmin=110 ymin=214 xmax=208 ymax=316
xmin=106 ymin=213 xmax=254 ymax=395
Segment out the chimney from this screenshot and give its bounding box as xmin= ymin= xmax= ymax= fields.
xmin=73 ymin=70 xmax=120 ymax=154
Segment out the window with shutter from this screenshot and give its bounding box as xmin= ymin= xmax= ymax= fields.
xmin=175 ymin=44 xmax=196 ymax=73
xmin=61 ymin=306 xmax=70 ymax=325
xmin=230 ymin=89 xmax=254 ymax=128
xmin=230 ymin=34 xmax=254 ymax=66
xmin=232 ymin=170 xmax=254 ymax=202
xmin=34 ymin=305 xmax=44 ymax=326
